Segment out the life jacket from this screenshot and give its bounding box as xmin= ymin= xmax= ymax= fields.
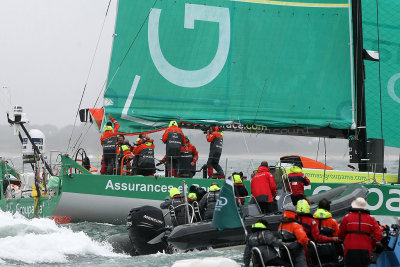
xmin=204 ymin=191 xmax=220 ymax=219
xmin=314 ymin=208 xmax=338 ymax=237
xmin=164 ymin=127 xmax=183 ymax=157
xmin=102 ymin=136 xmax=117 ymax=160
xmin=137 ymin=142 xmax=155 ymax=169
xmin=278 ymin=211 xmax=309 ymax=246
xmin=179 ymin=145 xmax=195 ymax=175
xmin=287 ymin=172 xmax=310 ymax=195
xmin=207 ymin=131 xmax=223 ymax=158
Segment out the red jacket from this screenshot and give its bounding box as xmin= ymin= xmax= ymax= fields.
xmin=287 ymin=172 xmax=310 ymax=195
xmin=181 ymin=141 xmax=198 ymax=164
xmin=133 ymin=142 xmax=155 ymax=155
xmin=338 ymin=209 xmax=382 ymax=257
xmin=100 ymin=118 xmax=120 ymax=146
xmin=251 ymin=166 xmax=276 ymax=202
xmin=297 ymin=214 xmax=333 ymax=243
xmin=206 ymin=131 xmax=223 ymax=142
xmin=162 ymin=126 xmax=185 ymax=144
xmin=279 ymin=211 xmax=309 ymax=246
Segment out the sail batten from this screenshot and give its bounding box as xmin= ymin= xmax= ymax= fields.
xmin=105 ymin=0 xmax=355 ymax=135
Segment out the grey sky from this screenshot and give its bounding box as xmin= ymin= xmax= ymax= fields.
xmin=0 ymin=0 xmax=116 ymax=127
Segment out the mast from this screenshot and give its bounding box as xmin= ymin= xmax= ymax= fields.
xmin=351 ymin=0 xmax=368 ymax=172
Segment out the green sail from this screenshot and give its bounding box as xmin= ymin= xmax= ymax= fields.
xmin=363 ymin=1 xmax=400 ymax=148
xmin=105 ymin=0 xmax=354 ymax=134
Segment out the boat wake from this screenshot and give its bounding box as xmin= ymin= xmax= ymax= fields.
xmin=0 ymin=210 xmax=126 ymax=264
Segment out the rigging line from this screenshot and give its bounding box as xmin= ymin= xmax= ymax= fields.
xmin=67 ymin=0 xmax=113 ymax=153
xmin=237 ymin=117 xmax=255 ymax=170
xmin=71 ymin=122 xmax=92 ymax=152
xmin=72 ymin=123 xmax=94 ymax=156
xmin=252 ymin=80 xmax=267 ymax=124
xmin=315 ymin=137 xmax=320 ymax=162
xmin=375 ymin=0 xmax=384 ymax=140
xmin=104 ymin=0 xmax=159 ymax=94
xmin=323 ymin=137 xmax=327 ymax=183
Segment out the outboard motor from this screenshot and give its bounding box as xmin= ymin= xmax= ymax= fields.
xmin=127 ymin=205 xmax=168 ymax=255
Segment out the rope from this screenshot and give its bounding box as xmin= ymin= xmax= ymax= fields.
xmin=375 ymin=0 xmax=383 ymax=140
xmin=67 ymin=0 xmax=113 ymax=153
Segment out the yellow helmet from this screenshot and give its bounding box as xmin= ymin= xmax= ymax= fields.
xmin=169 ymin=187 xmax=181 ymax=197
xmin=169 ymin=121 xmax=178 ymax=127
xmin=103 ymin=125 xmax=113 ymax=132
xmin=209 ymin=184 xmax=220 ymax=192
xmin=188 ymin=192 xmax=197 ymax=201
xmin=233 ymin=174 xmax=242 ymax=184
xmin=297 ymin=199 xmax=310 ymax=214
xmin=252 ymin=222 xmax=267 ymax=229
xmin=290 ymin=165 xmax=302 ymax=173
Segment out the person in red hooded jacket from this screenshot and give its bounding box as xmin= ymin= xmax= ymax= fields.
xmin=338 ymin=197 xmax=382 ymax=267
xmin=286 ymin=164 xmax=310 ymax=205
xmin=177 ymin=136 xmax=198 ymax=178
xmin=162 ymin=121 xmax=185 ymax=177
xmin=100 ymin=114 xmax=120 ymax=175
xmin=251 ymin=161 xmax=276 ymax=213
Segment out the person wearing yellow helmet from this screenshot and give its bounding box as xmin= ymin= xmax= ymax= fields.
xmin=232 ymin=172 xmax=248 ymax=206
xmin=287 ymin=164 xmax=310 ymax=206
xmin=160 ymin=187 xmax=186 ymax=226
xmin=162 ymin=120 xmax=186 ymax=177
xmin=296 ymin=199 xmax=336 ymax=244
xmin=243 ymin=219 xmax=290 ymax=267
xmin=198 ymin=182 xmax=221 ymax=220
xmin=177 ymin=136 xmax=199 ymax=178
xmin=100 ymin=114 xmax=120 ymax=175
xmin=131 ymin=135 xmax=155 ymax=176
xmin=205 ymin=125 xmax=224 ymax=179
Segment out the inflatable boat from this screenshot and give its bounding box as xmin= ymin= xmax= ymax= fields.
xmin=107 ymin=183 xmax=368 ymax=255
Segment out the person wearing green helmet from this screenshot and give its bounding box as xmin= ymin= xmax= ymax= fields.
xmin=199 ymin=182 xmax=221 ymax=220
xmin=162 ymin=121 xmax=186 ymax=177
xmin=243 ymin=219 xmax=290 ymax=267
xmin=160 ymin=187 xmax=186 ymax=226
xmin=232 ymin=172 xmax=248 ymax=205
xmin=100 ymin=114 xmax=120 ymax=175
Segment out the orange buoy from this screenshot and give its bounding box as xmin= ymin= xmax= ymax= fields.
xmin=51 ymin=216 xmax=71 ymax=224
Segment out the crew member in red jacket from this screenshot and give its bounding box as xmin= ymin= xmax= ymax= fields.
xmin=287 ymin=164 xmax=310 ymax=205
xmin=250 ymin=161 xmax=276 ymax=213
xmin=162 ymin=121 xmax=185 ymax=177
xmin=338 ymin=197 xmax=382 ymax=267
xmin=178 ymin=136 xmax=198 ymax=178
xmin=100 ymin=114 xmax=120 ymax=175
xmin=206 ymin=125 xmax=224 ymax=178
xmin=132 ymin=137 xmax=155 ymax=176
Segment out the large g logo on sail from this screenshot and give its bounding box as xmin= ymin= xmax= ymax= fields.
xmin=388 ymin=73 xmax=400 ymax=103
xmin=148 ymin=4 xmax=230 ymax=88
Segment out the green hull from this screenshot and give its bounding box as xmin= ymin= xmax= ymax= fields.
xmin=2 ymin=156 xmax=399 ymax=223
xmin=0 ymin=160 xmax=61 ymax=218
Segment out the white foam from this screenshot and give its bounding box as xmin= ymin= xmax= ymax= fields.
xmin=172 ymin=257 xmax=240 ymax=267
xmin=0 ymin=210 xmax=125 ymax=264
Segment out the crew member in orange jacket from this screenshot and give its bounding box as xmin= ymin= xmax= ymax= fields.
xmin=162 ymin=121 xmax=185 ymax=177
xmin=313 ymin=198 xmax=341 ymax=265
xmin=338 ymin=197 xmax=382 ymax=267
xmin=206 ymin=125 xmax=224 ymax=178
xmin=100 ymin=114 xmax=120 ymax=175
xmin=278 ymin=203 xmax=309 ymax=267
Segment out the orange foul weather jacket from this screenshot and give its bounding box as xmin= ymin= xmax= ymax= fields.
xmin=100 ymin=118 xmax=120 ymax=146
xmin=278 ymin=210 xmax=309 ymax=246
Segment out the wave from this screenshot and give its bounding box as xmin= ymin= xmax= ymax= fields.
xmin=0 ymin=211 xmax=126 ymax=264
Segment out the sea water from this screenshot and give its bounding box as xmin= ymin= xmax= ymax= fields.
xmin=0 ymin=210 xmax=244 ymax=266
